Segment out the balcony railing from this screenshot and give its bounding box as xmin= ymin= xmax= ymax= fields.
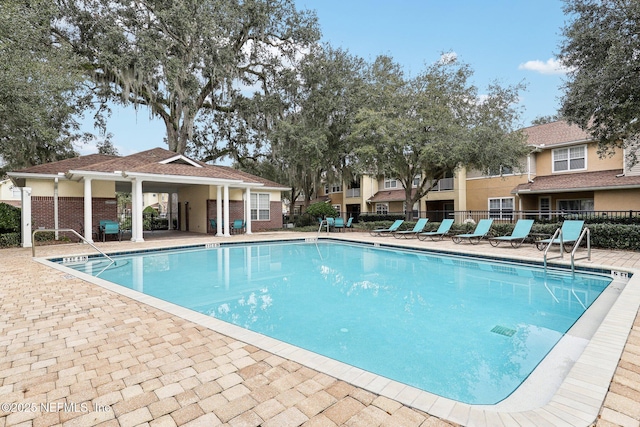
xmin=346 ymin=188 xmax=361 ymax=198
xmin=427 ymin=177 xmax=454 ymax=192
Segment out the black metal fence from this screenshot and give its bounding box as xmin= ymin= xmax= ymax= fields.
xmin=285 ymin=209 xmax=640 ymax=227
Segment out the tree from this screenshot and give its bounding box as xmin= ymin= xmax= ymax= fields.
xmin=53 ymin=0 xmax=320 ymax=156
xmin=233 ymin=45 xmax=368 ymax=209
xmin=531 ymin=114 xmax=560 ymax=125
xmin=351 ymin=55 xmax=529 ymax=220
xmin=559 ymin=0 xmax=640 ymax=160
xmin=0 ymin=1 xmax=89 ymax=175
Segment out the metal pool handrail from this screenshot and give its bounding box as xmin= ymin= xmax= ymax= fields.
xmin=543 ymin=227 xmax=563 ymax=269
xmin=571 ymin=227 xmax=591 ymax=274
xmin=32 ymin=228 xmax=114 ymax=263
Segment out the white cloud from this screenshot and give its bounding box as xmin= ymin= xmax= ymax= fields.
xmin=518 ymin=58 xmax=574 ymax=75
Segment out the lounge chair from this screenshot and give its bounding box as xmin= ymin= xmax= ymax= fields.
xmin=333 ymin=217 xmax=345 ymax=232
xmin=345 ymin=217 xmax=354 ymax=231
xmin=231 ymin=219 xmax=245 ymax=234
xmin=370 ymin=219 xmax=404 ymax=236
xmin=417 ymin=219 xmax=454 ymax=241
xmin=209 ymin=219 xmax=217 ymax=235
xmin=451 ymin=219 xmax=494 ymax=244
xmin=394 ymin=218 xmax=429 ymax=239
xmin=535 ymin=220 xmax=585 ymax=252
xmin=99 ymin=220 xmax=121 ymax=242
xmin=488 ymin=219 xmax=534 ymax=248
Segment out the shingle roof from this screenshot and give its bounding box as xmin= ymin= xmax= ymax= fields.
xmin=522 ymin=120 xmax=592 ymax=147
xmin=368 ymin=188 xmax=415 ymax=203
xmin=12 ymin=154 xmax=119 ymax=175
xmin=513 ymin=169 xmax=640 ymax=194
xmin=12 ymin=148 xmax=288 ymax=189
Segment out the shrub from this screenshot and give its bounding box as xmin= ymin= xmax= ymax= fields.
xmin=304 ymin=202 xmax=338 ymax=220
xmin=358 ymin=213 xmax=405 ymax=222
xmin=0 ymin=232 xmax=20 ymax=248
xmin=0 ymin=203 xmax=20 ymax=233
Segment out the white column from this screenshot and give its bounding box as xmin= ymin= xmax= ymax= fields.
xmin=83 ymin=178 xmax=93 ymax=243
xmin=216 ymin=186 xmax=222 ymax=236
xmin=20 ymin=187 xmax=32 ymax=248
xmin=131 ymin=178 xmax=144 ymax=242
xmin=54 ymin=178 xmax=59 ymax=240
xmin=223 ymin=185 xmax=230 ymax=237
xmin=244 ymin=188 xmax=252 ymax=234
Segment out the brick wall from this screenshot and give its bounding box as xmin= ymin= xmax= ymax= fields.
xmin=32 ymin=196 xmax=117 ymax=238
xmin=206 ymin=199 xmax=283 ymax=233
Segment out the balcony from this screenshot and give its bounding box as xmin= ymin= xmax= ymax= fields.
xmin=428 ymin=177 xmax=454 ymax=192
xmin=346 ymin=188 xmax=361 ymax=198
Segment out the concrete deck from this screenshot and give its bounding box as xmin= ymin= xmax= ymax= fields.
xmin=1 ymin=230 xmax=639 ymax=427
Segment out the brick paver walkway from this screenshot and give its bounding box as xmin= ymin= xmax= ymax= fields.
xmin=0 ymin=231 xmax=638 ymax=427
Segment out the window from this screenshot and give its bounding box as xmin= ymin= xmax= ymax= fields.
xmin=412 ymin=175 xmax=420 ymax=187
xmin=384 ymin=178 xmax=398 ymax=189
xmin=11 ymin=186 xmax=21 ymax=198
xmin=325 ymin=184 xmax=342 ymax=194
xmin=404 ymin=201 xmax=419 ymax=218
xmin=557 ymin=199 xmax=594 ymax=212
xmin=488 ymin=197 xmax=514 ymax=219
xmin=376 ymin=203 xmax=388 ymax=215
xmin=539 ymin=197 xmax=551 ymax=220
xmin=332 ymin=204 xmax=341 ymax=215
xmin=487 ymin=165 xmax=513 ymax=176
xmin=251 ymin=193 xmax=270 ymax=221
xmin=553 ymin=145 xmax=586 ymax=172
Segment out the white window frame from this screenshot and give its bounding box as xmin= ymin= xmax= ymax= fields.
xmin=488 ymin=197 xmax=514 ymax=220
xmin=332 ymin=204 xmax=341 ymax=215
xmin=325 ymin=184 xmax=342 ymax=194
xmin=384 ymin=178 xmax=398 ymax=189
xmin=552 ymin=145 xmax=587 ymax=173
xmin=376 ymin=203 xmax=389 ymax=215
xmin=251 ymin=193 xmax=270 ymax=221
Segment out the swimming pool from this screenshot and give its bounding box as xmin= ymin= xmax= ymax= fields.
xmin=58 ymin=240 xmax=612 ymax=405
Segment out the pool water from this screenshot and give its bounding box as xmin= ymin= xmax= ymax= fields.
xmin=62 ymin=241 xmax=612 ymax=404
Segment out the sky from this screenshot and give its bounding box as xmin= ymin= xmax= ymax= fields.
xmin=78 ymin=0 xmax=572 ymax=158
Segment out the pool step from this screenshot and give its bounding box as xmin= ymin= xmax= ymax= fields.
xmin=491 ymin=325 xmax=516 ymax=337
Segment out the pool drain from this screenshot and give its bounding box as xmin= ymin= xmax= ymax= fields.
xmin=490 ymin=325 xmax=516 ymax=337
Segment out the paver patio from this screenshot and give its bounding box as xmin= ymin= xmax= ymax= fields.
xmin=0 ymin=230 xmax=639 ymax=427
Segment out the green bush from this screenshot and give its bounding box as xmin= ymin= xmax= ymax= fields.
xmin=0 ymin=232 xmax=20 ymax=248
xmin=0 ymin=203 xmax=20 ymax=233
xmin=358 ymin=213 xmax=405 ymax=222
xmin=304 ymin=202 xmax=338 ymax=220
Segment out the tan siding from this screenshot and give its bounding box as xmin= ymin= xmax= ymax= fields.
xmin=595 ymin=190 xmax=640 ymax=211
xmin=465 ymin=175 xmax=529 ymax=211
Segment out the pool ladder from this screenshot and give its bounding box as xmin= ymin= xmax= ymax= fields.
xmin=543 ymin=227 xmax=591 ymax=274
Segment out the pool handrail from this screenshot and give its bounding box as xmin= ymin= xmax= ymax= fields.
xmin=32 ymin=228 xmax=114 ymax=264
xmin=571 ymin=227 xmax=591 ymax=274
xmin=543 ymin=227 xmax=563 ymax=269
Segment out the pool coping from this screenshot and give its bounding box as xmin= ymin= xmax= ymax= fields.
xmin=36 ymin=236 xmax=640 ymax=427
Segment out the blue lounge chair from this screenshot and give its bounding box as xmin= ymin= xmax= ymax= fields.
xmin=452 ymin=219 xmax=494 ymax=245
xmin=489 ymin=219 xmax=534 ymax=248
xmin=417 ymin=219 xmax=454 ymax=241
xmin=231 ymin=219 xmax=245 ymax=234
xmin=333 ymin=217 xmax=345 ymax=232
xmin=209 ymin=219 xmax=218 ymax=235
xmin=370 ymin=219 xmax=404 ymax=236
xmin=394 ymin=218 xmax=429 ymax=239
xmin=99 ymin=220 xmax=121 ymax=242
xmin=536 ymin=220 xmax=584 ymax=252
xmin=345 ymin=217 xmax=354 ymax=231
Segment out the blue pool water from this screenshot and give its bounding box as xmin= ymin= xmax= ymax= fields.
xmin=60 ymin=241 xmax=612 ymax=404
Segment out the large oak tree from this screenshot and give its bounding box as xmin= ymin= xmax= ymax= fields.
xmin=559 ymin=0 xmax=640 ymax=162
xmin=53 ymin=0 xmax=320 ymax=155
xmin=350 ymin=55 xmax=529 ymax=220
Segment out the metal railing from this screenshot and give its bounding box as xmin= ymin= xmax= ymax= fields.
xmin=32 ymin=228 xmax=114 ymax=263
xmin=543 ymin=227 xmax=563 ymax=269
xmin=571 ymin=227 xmax=591 ymax=274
